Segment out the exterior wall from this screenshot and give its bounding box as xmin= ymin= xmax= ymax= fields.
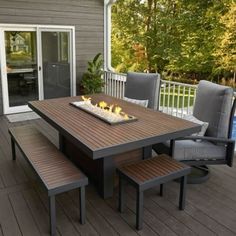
xmin=0 ymin=0 xmax=104 ymax=114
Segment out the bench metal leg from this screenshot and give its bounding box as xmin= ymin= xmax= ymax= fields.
xmin=136 ymin=190 xmax=143 ymax=230
xmin=118 ymin=175 xmax=125 ymax=213
xmin=80 ymin=186 xmax=86 ymax=224
xmin=160 ymin=184 xmax=164 ymax=196
xmin=11 ymin=137 xmax=16 ymax=161
xmin=179 ymin=176 xmax=187 ymax=210
xmin=49 ymin=196 xmax=56 ymax=236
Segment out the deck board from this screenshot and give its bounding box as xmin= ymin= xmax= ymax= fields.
xmin=0 ymin=195 xmax=22 ymax=236
xmin=0 ymin=115 xmax=236 ymax=235
xmin=22 ymin=188 xmax=58 ymax=236
xmin=9 ymin=191 xmax=41 ymax=236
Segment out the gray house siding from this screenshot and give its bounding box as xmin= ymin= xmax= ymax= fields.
xmin=0 ymin=0 xmax=104 ymax=114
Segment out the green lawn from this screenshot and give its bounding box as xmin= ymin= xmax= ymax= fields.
xmin=159 ymin=86 xmax=195 ymax=108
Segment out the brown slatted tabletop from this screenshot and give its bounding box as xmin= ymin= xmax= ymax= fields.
xmin=29 ymin=94 xmax=200 ymax=159
xmin=28 ymin=94 xmax=200 ymax=198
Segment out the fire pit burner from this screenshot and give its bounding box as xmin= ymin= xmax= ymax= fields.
xmin=70 ymin=97 xmax=138 ymax=125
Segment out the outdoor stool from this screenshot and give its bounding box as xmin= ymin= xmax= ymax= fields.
xmin=117 ymin=154 xmax=191 ymax=230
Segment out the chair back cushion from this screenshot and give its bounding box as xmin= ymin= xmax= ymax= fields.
xmin=124 ymin=72 xmax=161 ymax=109
xmin=193 ymin=80 xmax=233 ymax=138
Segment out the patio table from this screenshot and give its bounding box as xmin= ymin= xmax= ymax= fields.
xmin=29 ymin=94 xmax=200 ymax=199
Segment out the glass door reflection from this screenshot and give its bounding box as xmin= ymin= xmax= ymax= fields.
xmin=41 ymin=31 xmax=71 ymax=99
xmin=5 ymin=31 xmax=38 ymax=107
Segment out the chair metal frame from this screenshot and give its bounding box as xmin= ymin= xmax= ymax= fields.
xmin=168 ymin=97 xmax=236 ymax=183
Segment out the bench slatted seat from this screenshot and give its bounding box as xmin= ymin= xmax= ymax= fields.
xmin=117 ymin=154 xmax=191 ymax=230
xmin=9 ymin=125 xmax=88 ymax=236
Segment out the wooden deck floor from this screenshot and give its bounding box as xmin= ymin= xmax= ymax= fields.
xmin=0 ymin=115 xmax=236 ymax=236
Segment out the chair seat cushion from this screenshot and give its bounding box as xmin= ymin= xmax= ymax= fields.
xmin=154 ymin=140 xmax=226 ymax=161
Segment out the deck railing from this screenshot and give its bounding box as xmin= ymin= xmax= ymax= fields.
xmin=103 ymin=70 xmax=197 ymax=118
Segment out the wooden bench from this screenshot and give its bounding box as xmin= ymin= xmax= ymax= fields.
xmin=9 ymin=125 xmax=88 ymax=236
xmin=117 ymin=154 xmax=191 ymax=230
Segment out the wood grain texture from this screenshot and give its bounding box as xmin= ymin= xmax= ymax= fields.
xmin=118 ymin=154 xmax=190 ymax=184
xmin=9 ymin=125 xmax=87 ymax=191
xmin=29 ymin=94 xmax=201 ymax=159
xmin=0 ymin=116 xmax=235 ymax=235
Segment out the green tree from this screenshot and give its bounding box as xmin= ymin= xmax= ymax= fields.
xmin=111 ymin=0 xmax=234 ymax=83
xmin=214 ymin=1 xmax=236 ymax=82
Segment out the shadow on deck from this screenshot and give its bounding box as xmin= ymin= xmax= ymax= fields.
xmin=0 ymin=116 xmax=236 ymax=236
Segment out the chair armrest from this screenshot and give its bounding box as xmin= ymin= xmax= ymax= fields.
xmin=171 ymin=136 xmax=235 ymax=167
xmin=174 ymin=136 xmax=235 ymax=144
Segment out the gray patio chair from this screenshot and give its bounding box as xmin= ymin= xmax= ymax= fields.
xmin=124 ymin=72 xmax=161 ymax=110
xmin=153 ymin=80 xmax=236 ymax=183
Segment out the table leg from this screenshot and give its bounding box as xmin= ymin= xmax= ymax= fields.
xmin=59 ymin=133 xmax=66 ymax=153
xmin=142 ymin=146 xmax=152 ymax=159
xmin=169 ymin=139 xmax=175 ymax=157
xmin=118 ymin=175 xmax=125 ymax=212
xmin=97 ymin=157 xmax=115 ymax=199
xmin=57 ymin=134 xmax=140 ymax=199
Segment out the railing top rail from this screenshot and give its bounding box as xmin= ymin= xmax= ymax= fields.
xmin=104 ymin=70 xmax=198 ymax=89
xmin=105 ymin=70 xmax=126 ymax=76
xmin=160 ymin=80 xmax=197 ymax=88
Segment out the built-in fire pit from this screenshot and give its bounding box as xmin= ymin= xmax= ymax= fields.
xmin=71 ymin=96 xmax=137 ymax=125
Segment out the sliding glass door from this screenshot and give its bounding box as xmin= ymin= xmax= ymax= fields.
xmin=0 ymin=25 xmax=75 ymax=114
xmin=39 ymin=29 xmax=72 ymax=99
xmin=0 ymin=28 xmax=39 ymax=113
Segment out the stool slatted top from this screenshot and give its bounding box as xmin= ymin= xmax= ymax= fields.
xmin=117 ymin=154 xmax=191 ymax=230
xmin=118 ymin=154 xmax=191 ymax=190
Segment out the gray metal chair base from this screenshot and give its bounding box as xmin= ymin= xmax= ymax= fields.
xmin=175 ymin=166 xmax=210 ymax=184
xmin=187 ymin=166 xmax=210 ymax=184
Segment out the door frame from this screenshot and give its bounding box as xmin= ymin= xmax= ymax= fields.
xmin=0 ymin=24 xmax=76 ymax=114
xmin=37 ymin=27 xmax=76 ymax=100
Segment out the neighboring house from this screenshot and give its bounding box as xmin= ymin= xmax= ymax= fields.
xmin=10 ymin=34 xmax=28 ymax=53
xmin=0 ymin=0 xmax=106 ymax=115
